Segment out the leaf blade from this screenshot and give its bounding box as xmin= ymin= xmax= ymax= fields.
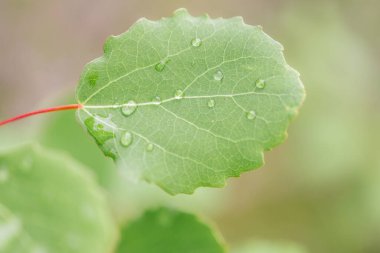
xmin=77 ymin=8 xmax=305 ymax=194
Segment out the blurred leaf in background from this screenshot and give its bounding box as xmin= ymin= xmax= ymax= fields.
xmin=233 ymin=240 xmax=307 ymax=253
xmin=116 ymin=207 xmax=226 ymax=253
xmin=0 ymin=0 xmax=379 ymax=252
xmin=0 ymin=144 xmax=117 ymax=253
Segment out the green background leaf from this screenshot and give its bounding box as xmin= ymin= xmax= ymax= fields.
xmin=116 ymin=207 xmax=226 ymax=253
xmin=0 ymin=144 xmax=117 ymax=253
xmin=76 ymin=8 xmax=304 ymax=195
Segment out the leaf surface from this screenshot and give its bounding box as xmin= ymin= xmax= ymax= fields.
xmin=76 ymin=8 xmax=305 ymax=194
xmin=0 ymin=144 xmax=117 ymax=253
xmin=116 ymin=207 xmax=226 ymax=253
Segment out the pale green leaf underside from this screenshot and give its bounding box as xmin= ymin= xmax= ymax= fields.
xmin=116 ymin=207 xmax=226 ymax=253
xmin=76 ymin=8 xmax=305 ymax=194
xmin=0 ymin=145 xmax=116 ymax=253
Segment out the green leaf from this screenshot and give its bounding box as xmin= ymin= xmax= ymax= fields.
xmin=76 ymin=8 xmax=305 ymax=194
xmin=0 ymin=144 xmax=117 ymax=253
xmin=116 ymin=207 xmax=226 ymax=253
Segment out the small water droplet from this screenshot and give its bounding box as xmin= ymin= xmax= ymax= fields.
xmin=207 ymin=99 xmax=215 ymax=108
xmin=120 ymin=132 xmax=133 ymax=147
xmin=246 ymin=111 xmax=257 ymax=120
xmin=146 ymin=143 xmax=154 ymax=152
xmin=155 ymin=59 xmax=169 ymax=72
xmin=174 ymin=90 xmax=184 ymax=99
xmin=152 ymin=96 xmax=162 ymax=105
xmin=121 ymin=100 xmax=137 ymax=116
xmin=214 ymin=70 xmax=224 ymax=81
xmin=255 ymin=79 xmax=266 ymax=89
xmin=191 ymin=38 xmax=202 ymax=47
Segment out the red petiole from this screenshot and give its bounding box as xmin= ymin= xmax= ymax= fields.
xmin=0 ymin=104 xmax=83 ymax=127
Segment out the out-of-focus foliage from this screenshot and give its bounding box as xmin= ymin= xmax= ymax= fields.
xmin=116 ymin=207 xmax=226 ymax=253
xmin=0 ymin=0 xmax=379 ymax=252
xmin=0 ymin=144 xmax=117 ymax=253
xmin=233 ymin=240 xmax=307 ymax=253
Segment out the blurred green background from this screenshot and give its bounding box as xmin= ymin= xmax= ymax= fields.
xmin=0 ymin=0 xmax=379 ymax=252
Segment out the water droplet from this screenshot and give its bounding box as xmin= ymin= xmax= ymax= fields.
xmin=155 ymin=59 xmax=170 ymax=72
xmin=174 ymin=90 xmax=184 ymax=99
xmin=214 ymin=70 xmax=224 ymax=81
xmin=246 ymin=111 xmax=257 ymax=120
xmin=191 ymin=38 xmax=202 ymax=47
xmin=207 ymin=99 xmax=215 ymax=108
xmin=152 ymin=96 xmax=162 ymax=105
xmin=255 ymin=79 xmax=266 ymax=89
xmin=120 ymin=132 xmax=133 ymax=147
xmin=146 ymin=143 xmax=154 ymax=152
xmin=121 ymin=100 xmax=137 ymax=116
xmin=0 ymin=167 xmax=9 ymax=183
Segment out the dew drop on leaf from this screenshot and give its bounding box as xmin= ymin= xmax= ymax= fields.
xmin=213 ymin=70 xmax=224 ymax=81
xmin=155 ymin=59 xmax=170 ymax=72
xmin=255 ymin=79 xmax=266 ymax=89
xmin=246 ymin=110 xmax=257 ymax=120
xmin=121 ymin=100 xmax=138 ymax=116
xmin=120 ymin=132 xmax=133 ymax=147
xmin=174 ymin=90 xmax=184 ymax=99
xmin=152 ymin=96 xmax=162 ymax=105
xmin=146 ymin=143 xmax=154 ymax=152
xmin=191 ymin=38 xmax=202 ymax=47
xmin=207 ymin=99 xmax=215 ymax=108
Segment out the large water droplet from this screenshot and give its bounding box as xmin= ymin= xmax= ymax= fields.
xmin=152 ymin=96 xmax=162 ymax=105
xmin=146 ymin=143 xmax=154 ymax=152
xmin=121 ymin=132 xmax=133 ymax=147
xmin=207 ymin=99 xmax=215 ymax=108
xmin=255 ymin=79 xmax=266 ymax=89
xmin=174 ymin=90 xmax=184 ymax=99
xmin=246 ymin=111 xmax=257 ymax=120
xmin=191 ymin=38 xmax=202 ymax=47
xmin=121 ymin=100 xmax=137 ymax=116
xmin=155 ymin=59 xmax=169 ymax=72
xmin=214 ymin=70 xmax=224 ymax=81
